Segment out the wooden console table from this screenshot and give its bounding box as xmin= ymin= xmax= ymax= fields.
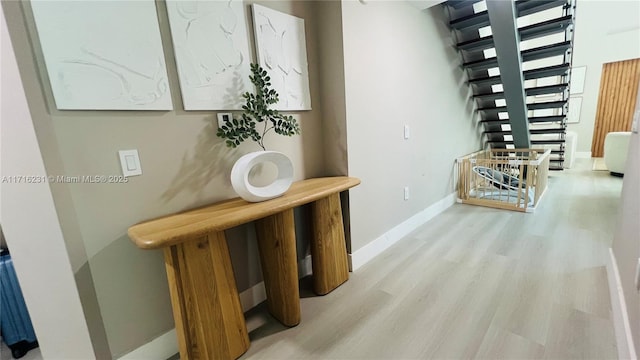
xmin=128 ymin=177 xmax=360 ymax=359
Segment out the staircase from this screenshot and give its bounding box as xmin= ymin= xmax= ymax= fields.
xmin=447 ymin=0 xmax=576 ymax=170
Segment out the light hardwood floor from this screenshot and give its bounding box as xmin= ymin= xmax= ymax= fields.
xmin=241 ymin=158 xmax=623 ymax=359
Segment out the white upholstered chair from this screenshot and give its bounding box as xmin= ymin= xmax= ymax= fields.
xmin=604 ymin=132 xmax=632 ymax=175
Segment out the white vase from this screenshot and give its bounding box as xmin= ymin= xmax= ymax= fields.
xmin=230 ymin=151 xmax=294 ymax=202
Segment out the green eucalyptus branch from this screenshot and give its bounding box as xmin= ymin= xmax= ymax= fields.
xmin=216 ymin=63 xmax=300 ymax=151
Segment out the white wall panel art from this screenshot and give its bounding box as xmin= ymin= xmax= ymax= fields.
xmin=252 ymin=4 xmax=311 ymax=111
xmin=166 ymin=0 xmax=252 ymax=110
xmin=30 ymin=0 xmax=173 ymax=110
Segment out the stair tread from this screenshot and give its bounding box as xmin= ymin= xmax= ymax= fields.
xmin=450 ymin=10 xmax=489 ymax=31
xmin=463 ymin=57 xmax=499 ymax=71
xmin=526 ymin=83 xmax=569 ymax=96
xmin=478 ymin=101 xmax=567 ymax=112
xmin=517 ymin=0 xmax=569 ymax=17
xmin=529 ymin=128 xmax=567 ymax=134
xmin=478 ymin=105 xmax=508 ymax=111
xmin=480 ymin=115 xmax=566 ymax=124
xmin=524 ymin=63 xmax=571 ymax=80
xmin=469 ymin=75 xmax=502 ymax=86
xmin=520 ymin=15 xmax=573 ymax=41
xmin=522 ymin=41 xmax=572 ymax=62
xmin=527 ymin=100 xmax=568 ymax=110
xmin=483 ymin=130 xmax=513 ymax=134
xmin=524 ymin=83 xmax=569 ymax=96
xmin=529 ymin=115 xmax=566 ymax=122
xmin=447 ymin=0 xmax=484 ymax=10
xmin=479 ymin=119 xmax=510 ymax=123
xmin=457 ymin=36 xmax=495 ymax=52
xmin=474 ymin=91 xmax=506 ymax=100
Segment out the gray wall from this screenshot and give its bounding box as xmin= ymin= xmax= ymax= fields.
xmin=316 ymin=0 xmax=349 ymax=178
xmin=612 ymin=80 xmax=640 ymax=353
xmin=568 ymin=0 xmax=640 ymax=153
xmin=4 ymin=0 xmax=483 ymax=357
xmin=339 ymin=1 xmax=482 ymax=251
xmin=5 ymin=0 xmax=325 ymax=357
xmin=1 ymin=5 xmax=96 ymax=357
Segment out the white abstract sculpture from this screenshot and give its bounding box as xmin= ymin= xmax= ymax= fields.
xmin=230 ymin=151 xmax=293 ymax=202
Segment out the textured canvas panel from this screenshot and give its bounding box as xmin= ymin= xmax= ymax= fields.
xmin=30 ymin=0 xmax=172 ymax=110
xmin=166 ymin=0 xmax=252 ymax=110
xmin=570 ymin=66 xmax=586 ymax=95
xmin=567 ymin=97 xmax=582 ymax=124
xmin=252 ymin=4 xmax=311 ymax=111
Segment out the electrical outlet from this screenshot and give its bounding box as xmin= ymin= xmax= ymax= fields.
xmin=404 ymin=186 xmax=409 ymax=200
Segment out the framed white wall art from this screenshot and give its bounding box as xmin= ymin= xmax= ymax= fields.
xmin=166 ymin=0 xmax=252 ymax=110
xmin=567 ymin=97 xmax=582 ymax=124
xmin=569 ymin=66 xmax=586 ymax=95
xmin=252 ymin=4 xmax=311 ymax=111
xmin=30 ymin=0 xmax=173 ymax=110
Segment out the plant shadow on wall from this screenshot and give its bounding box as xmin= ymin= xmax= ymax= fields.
xmin=160 ymin=70 xmax=245 ymax=203
xmin=160 ymin=117 xmax=238 ymax=203
xmin=222 ymin=70 xmax=246 ymax=110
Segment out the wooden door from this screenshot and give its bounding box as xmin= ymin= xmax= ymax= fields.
xmin=591 ymin=58 xmax=640 ymax=157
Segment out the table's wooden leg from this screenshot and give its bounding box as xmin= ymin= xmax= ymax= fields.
xmin=164 ymin=232 xmax=249 ymax=360
xmin=255 ymin=209 xmax=301 ymax=326
xmin=310 ymin=193 xmax=350 ymax=295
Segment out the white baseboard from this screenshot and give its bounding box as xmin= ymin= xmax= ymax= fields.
xmin=118 ymin=329 xmax=178 ymax=360
xmin=348 ymin=192 xmax=457 ymax=271
xmin=575 ymin=151 xmax=592 ymax=158
xmin=119 ymin=255 xmax=314 ymax=359
xmin=239 ymin=281 xmax=267 ymax=312
xmin=607 ymin=248 xmax=637 ymax=360
xmin=298 ymin=254 xmax=313 ymax=279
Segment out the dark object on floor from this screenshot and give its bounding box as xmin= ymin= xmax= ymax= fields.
xmin=473 ymin=166 xmax=526 ymax=190
xmin=0 ymin=251 xmax=39 ymax=359
xmin=610 ymin=172 xmax=624 ymax=178
xmin=7 ymin=340 xmax=39 ymax=359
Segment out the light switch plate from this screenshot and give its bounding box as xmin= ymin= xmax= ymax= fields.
xmin=118 ymin=149 xmax=142 ymax=177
